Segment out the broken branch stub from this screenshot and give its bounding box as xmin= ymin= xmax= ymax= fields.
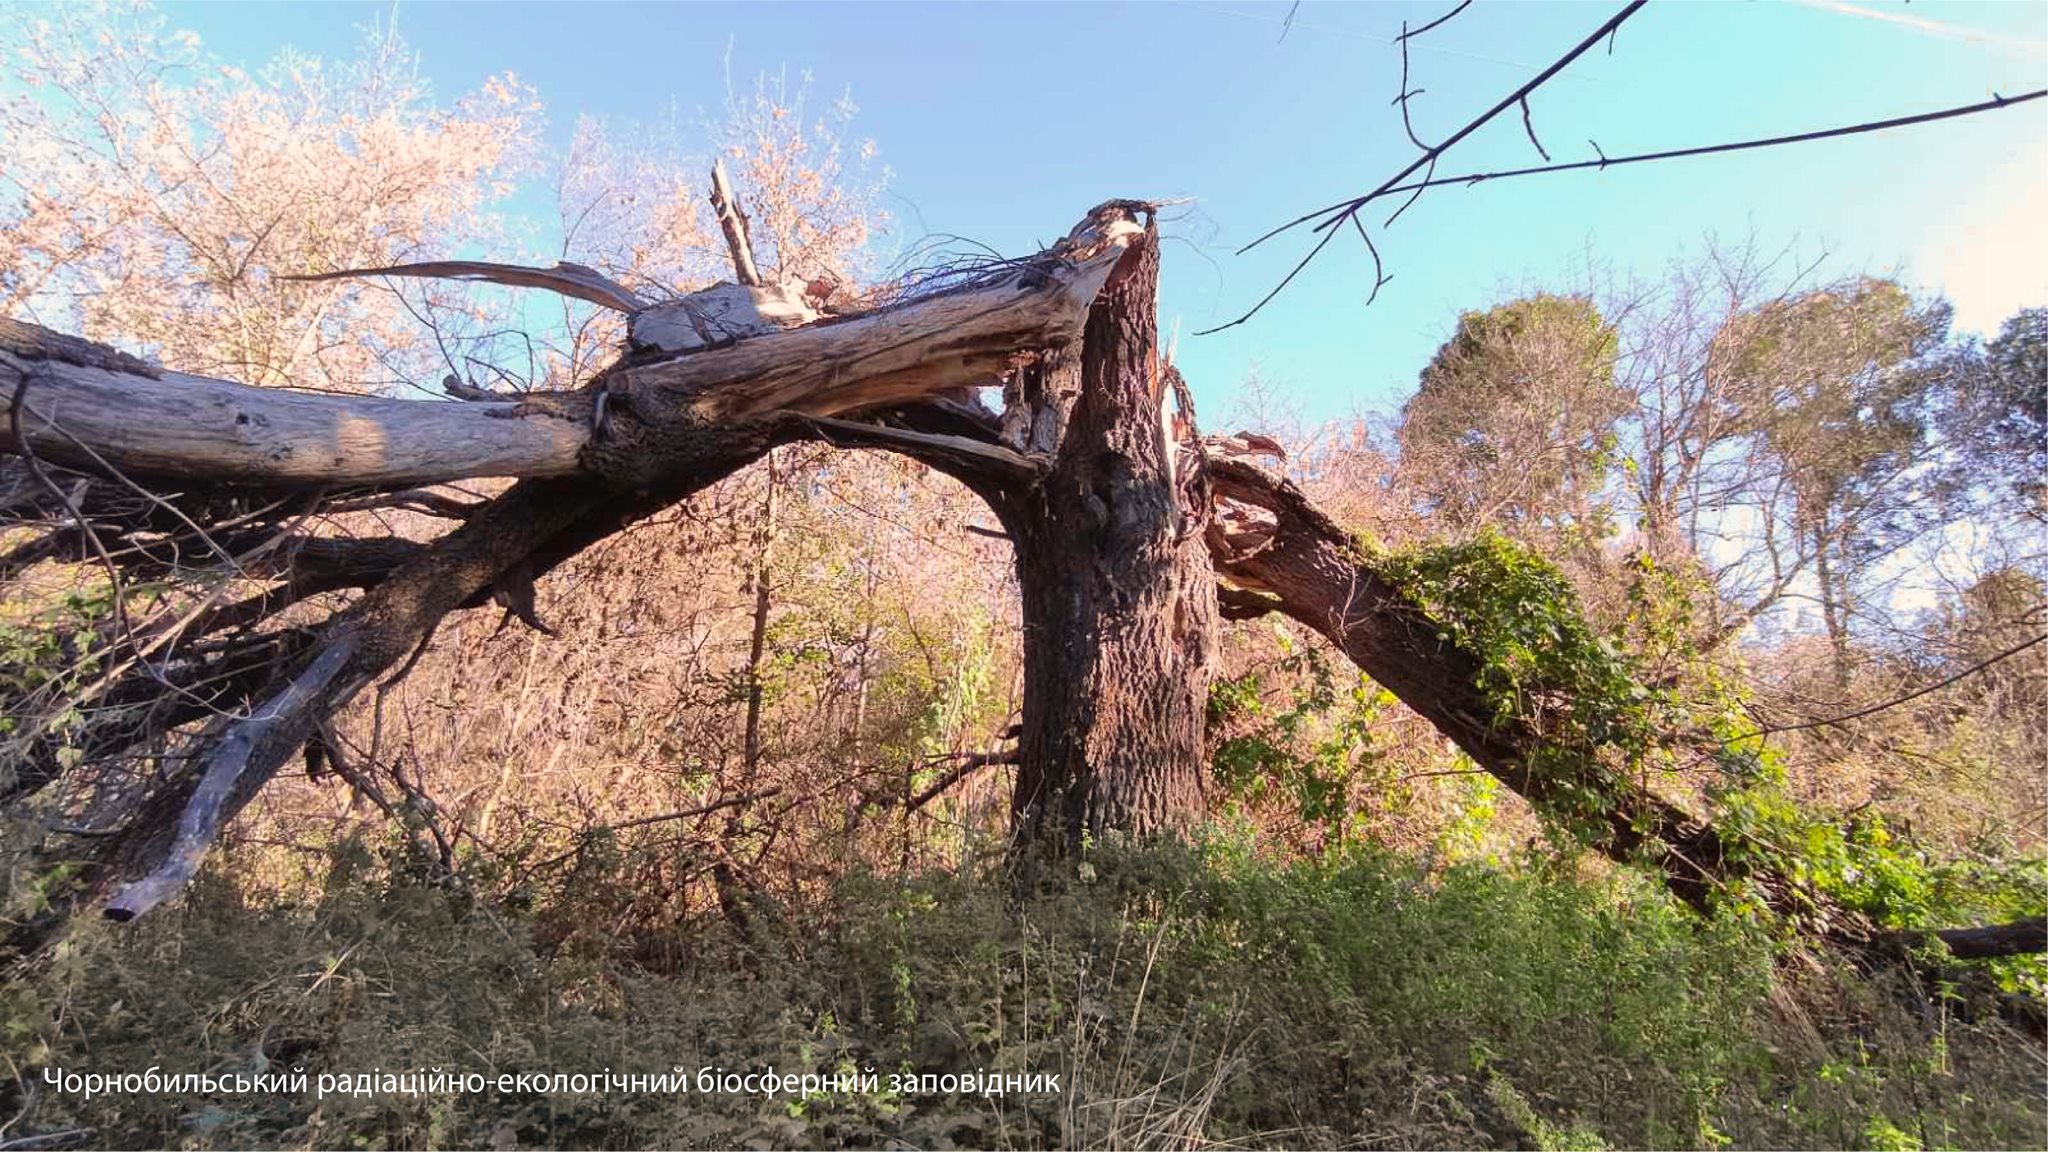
xmin=708 ymin=157 xmax=765 ymax=288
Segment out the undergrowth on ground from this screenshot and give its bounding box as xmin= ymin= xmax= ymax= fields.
xmin=4 ymin=836 xmax=2040 ymax=1150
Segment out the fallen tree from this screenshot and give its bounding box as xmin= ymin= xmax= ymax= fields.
xmin=1 ymin=200 xmax=2037 ymax=965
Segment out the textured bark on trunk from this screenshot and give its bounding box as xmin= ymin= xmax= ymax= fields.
xmin=741 ymin=452 xmax=779 ymax=777
xmin=998 ymin=228 xmax=1218 ymax=855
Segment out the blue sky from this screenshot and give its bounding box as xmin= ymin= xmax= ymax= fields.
xmin=155 ymin=0 xmax=2048 ymax=422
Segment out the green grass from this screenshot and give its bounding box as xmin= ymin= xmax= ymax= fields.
xmin=3 ymin=836 xmax=2041 ymax=1149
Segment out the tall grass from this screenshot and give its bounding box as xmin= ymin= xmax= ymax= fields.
xmin=3 ymin=834 xmax=2040 ymax=1149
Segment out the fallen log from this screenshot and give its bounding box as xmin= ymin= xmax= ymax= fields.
xmin=1883 ymin=918 xmax=2048 ymax=961
xmin=1202 ymin=455 xmax=1765 ymax=917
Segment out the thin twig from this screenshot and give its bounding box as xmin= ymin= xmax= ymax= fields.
xmin=1357 ymin=88 xmax=2048 ymax=200
xmin=895 ymin=749 xmax=1019 ymax=814
xmin=597 ymin=789 xmax=781 ymax=833
xmin=1518 ymin=96 xmax=1552 ymax=161
xmin=1202 ymin=0 xmax=1648 ymax=333
xmin=1739 ymin=632 xmax=2048 ymax=738
xmin=521 ymin=790 xmax=782 ymax=875
xmin=1276 ymin=0 xmax=1301 ymax=44
xmin=1400 ymin=0 xmax=1473 ymax=41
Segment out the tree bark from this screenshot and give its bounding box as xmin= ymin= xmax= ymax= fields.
xmin=994 ymin=226 xmax=1219 ymax=856
xmin=741 ymin=452 xmax=779 ymax=778
xmin=1878 ymin=918 xmax=2048 ymax=961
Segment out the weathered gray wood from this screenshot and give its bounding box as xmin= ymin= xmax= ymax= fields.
xmin=103 ymin=637 xmax=359 ymax=921
xmin=709 ymin=157 xmax=764 ymax=288
xmin=615 ymin=206 xmax=1142 ymax=421
xmin=626 ymin=281 xmax=819 ymax=354
xmin=286 ymin=259 xmax=647 ymax=313
xmin=2 ymin=349 xmax=591 ymax=486
xmin=1 ymin=203 xmax=1143 ymax=491
xmin=805 ymin=414 xmax=1041 ymax=476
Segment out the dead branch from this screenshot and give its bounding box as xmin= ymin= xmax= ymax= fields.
xmin=1204 ymin=1 xmax=1648 ymax=332
xmin=1 ymin=203 xmax=1144 ymax=490
xmin=1372 ymin=88 xmax=2047 ymax=200
xmin=285 ymin=259 xmax=647 ymax=313
xmin=1906 ymin=918 xmax=2047 ymax=960
xmin=103 ymin=637 xmax=359 ymax=920
xmin=709 ymin=158 xmax=764 ymax=288
xmin=1211 ymin=0 xmax=2043 ymax=331
xmin=603 ymin=789 xmax=782 ymax=834
xmin=804 ymin=415 xmax=1042 ymax=480
xmin=876 ymin=748 xmax=1021 ymax=814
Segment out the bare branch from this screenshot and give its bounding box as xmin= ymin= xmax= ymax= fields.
xmin=708 ymin=157 xmax=764 ymax=287
xmin=876 ymin=748 xmax=1020 ymax=814
xmin=103 ymin=637 xmax=360 ymax=920
xmin=1744 ymin=632 xmax=2048 ymax=737
xmin=804 ymin=415 xmax=1042 ymax=479
xmin=285 ymin=258 xmax=647 ymax=314
xmin=1367 ymin=88 xmax=2048 ymax=198
xmin=1519 ymin=96 xmax=1552 ymax=161
xmin=1895 ymin=919 xmax=2048 ymax=960
xmin=1400 ymin=0 xmax=1473 ymax=41
xmin=1203 ymin=1 xmax=1648 ymax=332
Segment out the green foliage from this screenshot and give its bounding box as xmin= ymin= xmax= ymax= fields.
xmin=1369 ymin=530 xmax=2048 ymax=972
xmin=6 ymin=841 xmax=2038 ymax=1149
xmin=0 ymin=582 xmax=118 ymax=774
xmin=1399 ymin=293 xmax=1628 ymax=534
xmin=1373 ymin=531 xmax=1682 ymax=835
xmin=1724 ymin=280 xmax=1937 ymax=518
xmin=1208 ymin=642 xmax=1402 ymax=838
xmin=1939 ymin=305 xmax=2048 ymax=515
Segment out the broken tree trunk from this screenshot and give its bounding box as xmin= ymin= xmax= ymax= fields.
xmin=8 ymin=192 xmax=2029 ymax=968
xmin=0 ymin=207 xmax=1136 ymax=489
xmin=0 ymin=204 xmax=1147 ymax=932
xmin=994 ymin=222 xmax=1219 ymax=855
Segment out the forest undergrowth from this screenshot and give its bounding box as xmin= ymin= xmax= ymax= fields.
xmin=4 ymin=832 xmax=2043 ymax=1150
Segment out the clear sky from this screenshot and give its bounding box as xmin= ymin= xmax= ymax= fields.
xmin=154 ymin=0 xmax=2048 ymax=422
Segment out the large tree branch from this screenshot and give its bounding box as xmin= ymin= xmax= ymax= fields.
xmin=62 ymin=413 xmax=799 ymax=923
xmin=1 ymin=204 xmax=1143 ymax=491
xmin=1910 ymin=918 xmax=2047 ymax=961
xmin=1203 ymin=455 xmax=1758 ymax=916
xmin=1 ymin=317 xmax=589 ymax=487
